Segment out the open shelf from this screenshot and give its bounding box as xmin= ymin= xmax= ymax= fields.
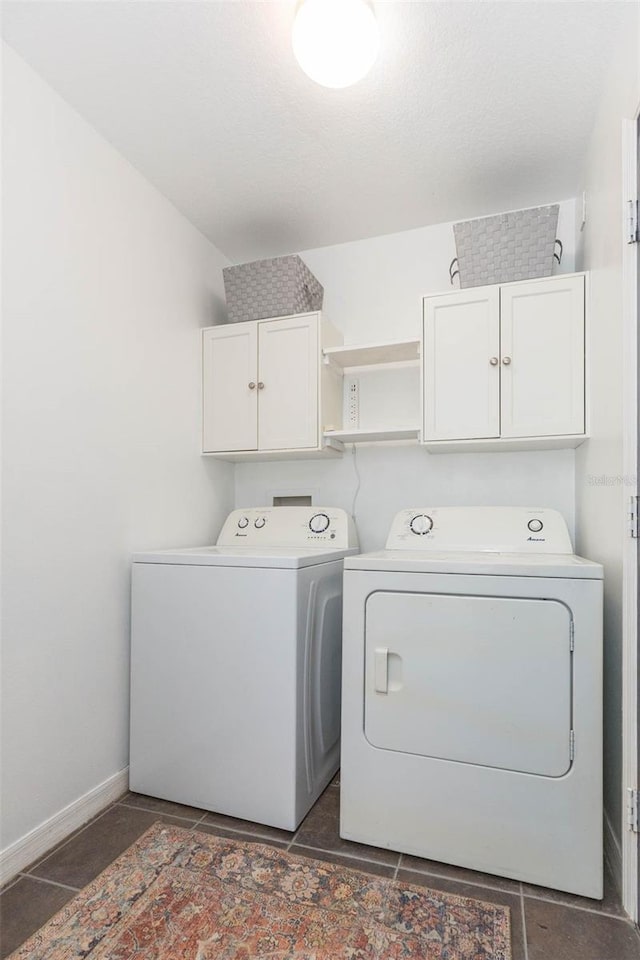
xmin=323 ymin=338 xmax=420 ymax=370
xmin=324 ymin=426 xmax=421 ymax=444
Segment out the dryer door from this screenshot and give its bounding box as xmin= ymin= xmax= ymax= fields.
xmin=364 ymin=591 xmax=572 ymax=777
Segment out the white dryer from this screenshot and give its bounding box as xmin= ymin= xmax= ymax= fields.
xmin=340 ymin=506 xmax=603 ymax=898
xmin=130 ymin=506 xmax=358 ymax=830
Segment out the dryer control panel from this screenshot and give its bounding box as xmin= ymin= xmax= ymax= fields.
xmin=218 ymin=507 xmax=359 ymax=549
xmin=385 ymin=507 xmax=573 ymax=553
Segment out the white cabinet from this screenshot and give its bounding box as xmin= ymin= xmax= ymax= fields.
xmin=202 ymin=276 xmax=587 ymax=460
xmin=257 ymin=314 xmax=318 ymax=451
xmin=202 ymin=322 xmax=258 ymax=453
xmin=423 ymin=274 xmax=586 ymax=451
xmin=500 ymin=277 xmax=585 ymax=438
xmin=202 ymin=312 xmax=343 ymax=461
xmin=423 ymin=287 xmax=500 ymax=441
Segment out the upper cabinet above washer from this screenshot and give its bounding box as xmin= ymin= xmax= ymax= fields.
xmin=202 ymin=321 xmax=258 ymax=453
xmin=422 ymin=273 xmax=587 ymax=452
xmin=202 ymin=312 xmax=344 ymax=461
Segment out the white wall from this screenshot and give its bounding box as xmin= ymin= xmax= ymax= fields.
xmin=235 ymin=201 xmax=578 ymax=552
xmin=574 ymin=10 xmax=640 ymax=852
xmin=1 ymin=46 xmax=233 ymax=855
xmin=301 ymin=201 xmax=576 ymax=345
xmin=236 ymin=446 xmax=576 ymax=554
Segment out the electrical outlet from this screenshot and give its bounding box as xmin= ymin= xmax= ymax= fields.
xmin=347 ymin=378 xmax=359 ymax=428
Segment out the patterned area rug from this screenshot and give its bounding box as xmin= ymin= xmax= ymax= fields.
xmin=10 ymin=822 xmax=511 ymax=959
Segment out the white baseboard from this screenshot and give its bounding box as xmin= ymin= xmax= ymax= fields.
xmin=0 ymin=767 xmax=129 ymax=887
xmin=604 ymin=808 xmax=623 ymax=897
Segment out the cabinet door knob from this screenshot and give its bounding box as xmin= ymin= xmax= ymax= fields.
xmin=258 ymin=381 xmax=265 ymax=389
xmin=502 ymin=356 xmax=512 ymax=366
xmin=489 ymin=357 xmax=499 ymax=366
xmin=248 ymin=382 xmax=256 ymax=389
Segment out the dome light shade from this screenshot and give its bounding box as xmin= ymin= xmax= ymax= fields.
xmin=292 ymin=0 xmax=380 ymax=89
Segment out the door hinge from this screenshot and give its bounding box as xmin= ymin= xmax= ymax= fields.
xmin=630 ymin=496 xmax=639 ymax=538
xmin=569 ymin=620 xmax=575 ymax=651
xmin=627 ymin=788 xmax=639 ymax=832
xmin=627 ymin=199 xmax=639 ymax=243
xmin=569 ymin=730 xmax=575 ymax=762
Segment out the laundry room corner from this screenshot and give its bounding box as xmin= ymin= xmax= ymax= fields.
xmin=2 ymin=3 xmax=640 ymax=956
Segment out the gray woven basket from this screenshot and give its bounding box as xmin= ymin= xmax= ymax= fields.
xmin=450 ymin=205 xmax=562 ymax=288
xmin=223 ymin=254 xmax=324 ymax=324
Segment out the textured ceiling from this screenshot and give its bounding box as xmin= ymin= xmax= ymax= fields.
xmin=2 ymin=1 xmax=632 ymax=261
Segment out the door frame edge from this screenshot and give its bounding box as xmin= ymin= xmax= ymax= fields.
xmin=621 ymin=109 xmax=639 ymax=923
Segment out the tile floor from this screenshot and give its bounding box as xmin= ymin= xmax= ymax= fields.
xmin=2 ymin=778 xmax=639 ymax=959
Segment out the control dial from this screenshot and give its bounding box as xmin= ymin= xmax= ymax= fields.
xmin=527 ymin=518 xmax=544 ymax=533
xmin=410 ymin=514 xmax=433 ymax=535
xmin=254 ymin=517 xmax=266 ymax=529
xmin=237 ymin=516 xmax=249 ymax=529
xmin=309 ymin=513 xmax=330 ymax=534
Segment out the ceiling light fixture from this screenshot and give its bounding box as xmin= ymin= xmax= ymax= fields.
xmin=292 ymin=0 xmax=380 ymax=90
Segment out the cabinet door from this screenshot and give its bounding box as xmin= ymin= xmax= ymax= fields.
xmin=500 ymin=276 xmax=585 ymax=438
xmin=423 ymin=288 xmax=500 ymax=440
xmin=202 ymin=324 xmax=258 ymax=452
xmin=258 ymin=314 xmax=318 ymax=450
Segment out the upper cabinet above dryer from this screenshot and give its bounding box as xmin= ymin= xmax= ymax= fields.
xmin=499 ymin=276 xmax=585 ymax=439
xmin=422 ymin=273 xmax=587 ymax=452
xmin=202 ymin=312 xmax=344 ymax=461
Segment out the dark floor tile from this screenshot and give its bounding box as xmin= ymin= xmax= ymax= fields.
xmin=19 ymin=801 xmax=123 ymax=876
xmin=120 ymin=791 xmax=206 ymax=822
xmin=294 ymin=786 xmax=399 ymax=866
xmin=288 ymin=844 xmax=396 ymax=878
xmin=0 ymin=877 xmax=20 ymax=895
xmin=194 ymin=823 xmax=288 ymax=848
xmin=397 ymin=868 xmax=526 ymax=960
xmin=522 ymin=860 xmax=624 ymax=917
xmin=0 ymin=876 xmax=75 ymax=958
xmin=524 ymin=897 xmax=640 ymax=960
xmin=400 ymin=851 xmax=521 ymax=893
xmin=30 ymin=805 xmax=187 ymax=888
xmin=201 ymin=811 xmax=294 ymax=844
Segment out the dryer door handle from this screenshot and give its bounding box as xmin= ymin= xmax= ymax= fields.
xmin=374 ymin=648 xmax=389 ymax=694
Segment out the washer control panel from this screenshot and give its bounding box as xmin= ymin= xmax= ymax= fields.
xmin=386 ymin=507 xmax=572 ymax=554
xmin=218 ymin=507 xmax=359 ymax=549
xmin=309 ymin=512 xmax=330 ymax=534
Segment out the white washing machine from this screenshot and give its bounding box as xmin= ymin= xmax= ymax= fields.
xmin=130 ymin=506 xmax=358 ymax=830
xmin=340 ymin=506 xmax=603 ymax=898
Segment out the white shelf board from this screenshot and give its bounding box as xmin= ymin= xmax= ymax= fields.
xmin=324 ymin=426 xmax=421 ymax=444
xmin=323 ymin=339 xmax=420 ymax=369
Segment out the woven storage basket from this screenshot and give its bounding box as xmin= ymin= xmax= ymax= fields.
xmin=450 ymin=205 xmax=561 ymax=288
xmin=223 ymin=254 xmax=324 ymax=324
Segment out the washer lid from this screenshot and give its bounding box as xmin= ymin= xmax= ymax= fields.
xmin=344 ymin=549 xmax=603 ymax=579
xmin=133 ymin=545 xmax=358 ymax=569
